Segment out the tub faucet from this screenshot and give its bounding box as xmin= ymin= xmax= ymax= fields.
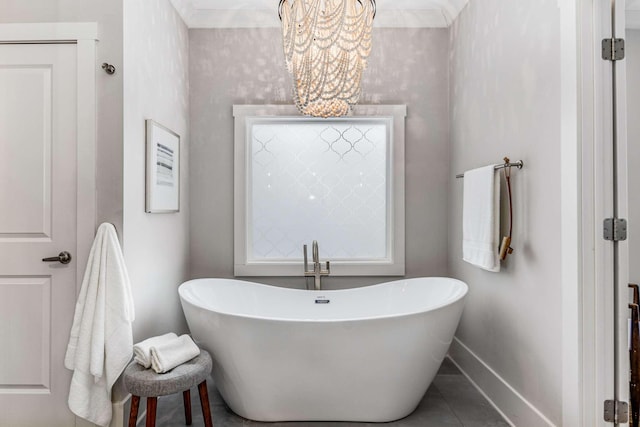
xmin=303 ymin=240 xmax=330 ymax=290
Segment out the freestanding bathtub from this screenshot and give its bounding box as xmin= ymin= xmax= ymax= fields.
xmin=178 ymin=277 xmax=468 ymax=422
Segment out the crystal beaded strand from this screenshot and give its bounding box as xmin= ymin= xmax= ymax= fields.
xmin=279 ymin=0 xmax=375 ymax=118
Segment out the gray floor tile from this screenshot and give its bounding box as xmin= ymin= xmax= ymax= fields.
xmin=391 ymin=385 xmax=463 ymax=427
xmin=433 ymin=376 xmax=510 ymax=427
xmin=438 ymin=357 xmax=463 ymax=376
xmin=154 ymin=389 xmax=245 ymax=427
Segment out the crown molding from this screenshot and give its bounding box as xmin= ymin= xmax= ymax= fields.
xmin=170 ymin=0 xmax=469 ymax=29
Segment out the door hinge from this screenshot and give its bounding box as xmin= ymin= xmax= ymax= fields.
xmin=602 ymin=38 xmax=625 ymax=61
xmin=603 ymin=218 xmax=628 ymax=241
xmin=604 ymin=399 xmax=629 ymax=423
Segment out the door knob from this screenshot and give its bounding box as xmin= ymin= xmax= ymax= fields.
xmin=42 ymin=251 xmax=72 ymax=264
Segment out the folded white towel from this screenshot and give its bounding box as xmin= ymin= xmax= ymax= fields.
xmin=64 ymin=223 xmax=135 ymax=426
xmin=462 ymin=165 xmax=501 ymax=272
xmin=133 ymin=333 xmax=178 ymax=368
xmin=150 ymin=335 xmax=200 ymax=374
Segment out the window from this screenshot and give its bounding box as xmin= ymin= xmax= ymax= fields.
xmin=233 ymin=105 xmax=406 ymax=276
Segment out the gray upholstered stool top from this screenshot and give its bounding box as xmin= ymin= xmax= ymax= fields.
xmin=123 ymin=350 xmax=212 ymax=397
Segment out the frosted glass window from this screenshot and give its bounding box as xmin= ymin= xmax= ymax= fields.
xmin=233 ymin=105 xmax=406 ymax=276
xmin=250 ymin=122 xmax=388 ymax=261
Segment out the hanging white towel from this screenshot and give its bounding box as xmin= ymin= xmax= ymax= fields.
xmin=462 ymin=165 xmax=501 ymax=272
xmin=64 ymin=223 xmax=135 ymax=427
xmin=133 ymin=333 xmax=178 ymax=368
xmin=150 ymin=334 xmax=200 ymax=374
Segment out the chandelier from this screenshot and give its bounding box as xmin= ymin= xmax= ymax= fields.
xmin=278 ymin=0 xmax=376 ymax=118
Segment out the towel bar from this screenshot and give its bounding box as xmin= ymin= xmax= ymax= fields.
xmin=455 ymin=160 xmax=524 ymax=179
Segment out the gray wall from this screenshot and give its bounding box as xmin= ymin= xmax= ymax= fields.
xmin=447 ymin=0 xmax=562 ymax=424
xmin=627 ymin=30 xmax=640 ymax=284
xmin=123 ymin=0 xmax=190 ymax=342
xmin=0 ymin=0 xmax=124 ymax=233
xmin=189 ymin=28 xmax=451 ymax=287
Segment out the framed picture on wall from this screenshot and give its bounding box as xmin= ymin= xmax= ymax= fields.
xmin=145 ymin=119 xmax=180 ymax=213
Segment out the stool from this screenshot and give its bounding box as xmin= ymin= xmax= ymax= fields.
xmin=123 ymin=350 xmax=213 ymax=427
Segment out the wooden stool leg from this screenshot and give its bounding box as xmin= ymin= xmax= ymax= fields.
xmin=183 ymin=389 xmax=192 ymax=425
xmin=146 ymin=396 xmax=157 ymax=427
xmin=128 ymin=395 xmax=140 ymax=427
xmin=198 ymin=381 xmax=213 ymax=427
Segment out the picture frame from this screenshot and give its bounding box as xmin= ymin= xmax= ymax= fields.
xmin=145 ymin=119 xmax=180 ymax=213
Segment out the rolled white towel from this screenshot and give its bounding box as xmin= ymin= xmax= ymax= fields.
xmin=133 ymin=333 xmax=178 ymax=368
xmin=150 ymin=335 xmax=200 ymax=374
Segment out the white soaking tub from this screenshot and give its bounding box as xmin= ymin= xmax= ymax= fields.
xmin=178 ymin=277 xmax=468 ymax=422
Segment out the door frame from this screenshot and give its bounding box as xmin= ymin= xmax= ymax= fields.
xmin=0 ymin=23 xmax=98 ymax=294
xmin=563 ymin=0 xmax=631 ymax=425
xmin=0 ymin=23 xmax=98 ymax=427
xmin=612 ymin=0 xmax=632 ymax=423
xmin=561 ymin=0 xmax=599 ymax=423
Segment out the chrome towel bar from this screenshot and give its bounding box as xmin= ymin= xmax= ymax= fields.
xmin=456 ymin=160 xmax=524 ymax=179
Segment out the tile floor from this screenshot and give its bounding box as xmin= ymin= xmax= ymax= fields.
xmin=152 ymin=358 xmax=510 ymax=427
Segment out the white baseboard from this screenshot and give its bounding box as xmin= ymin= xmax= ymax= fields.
xmin=109 ymin=396 xmax=126 ymax=427
xmin=136 ymin=409 xmax=147 ymax=426
xmin=74 ymin=395 xmax=132 ymax=427
xmin=111 ymin=394 xmax=147 ymax=427
xmin=448 ymin=337 xmax=557 ymax=427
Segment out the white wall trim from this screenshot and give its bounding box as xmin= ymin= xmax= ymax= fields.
xmin=584 ymin=0 xmax=619 ymax=424
xmin=448 ymin=338 xmax=557 ymax=427
xmin=559 ymin=1 xmax=584 ymax=425
xmin=110 ymin=394 xmax=129 ymax=427
xmin=135 ymin=409 xmax=147 ymax=427
xmin=0 ymin=22 xmax=98 ymax=42
xmin=558 ymin=0 xmax=622 ymax=424
xmin=613 ymin=0 xmax=631 ymax=409
xmin=75 ymin=39 xmax=98 ymax=294
xmin=169 ymin=0 xmax=469 ymax=28
xmin=232 ymin=104 xmax=406 ymax=277
xmin=76 ymin=393 xmax=132 ymax=427
xmin=173 ymin=9 xmax=452 ymax=28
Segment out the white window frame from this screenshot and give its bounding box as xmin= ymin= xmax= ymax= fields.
xmin=233 ymin=104 xmax=406 ymax=276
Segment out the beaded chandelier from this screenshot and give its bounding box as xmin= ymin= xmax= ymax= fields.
xmin=278 ymin=0 xmax=376 ymax=118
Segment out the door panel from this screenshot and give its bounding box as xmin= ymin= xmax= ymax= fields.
xmin=0 ymin=66 xmax=52 ymax=239
xmin=0 ymin=43 xmax=77 ymax=426
xmin=0 ymin=277 xmax=51 ymax=390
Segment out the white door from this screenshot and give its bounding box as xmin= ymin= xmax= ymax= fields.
xmin=0 ymin=43 xmax=78 ymax=426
